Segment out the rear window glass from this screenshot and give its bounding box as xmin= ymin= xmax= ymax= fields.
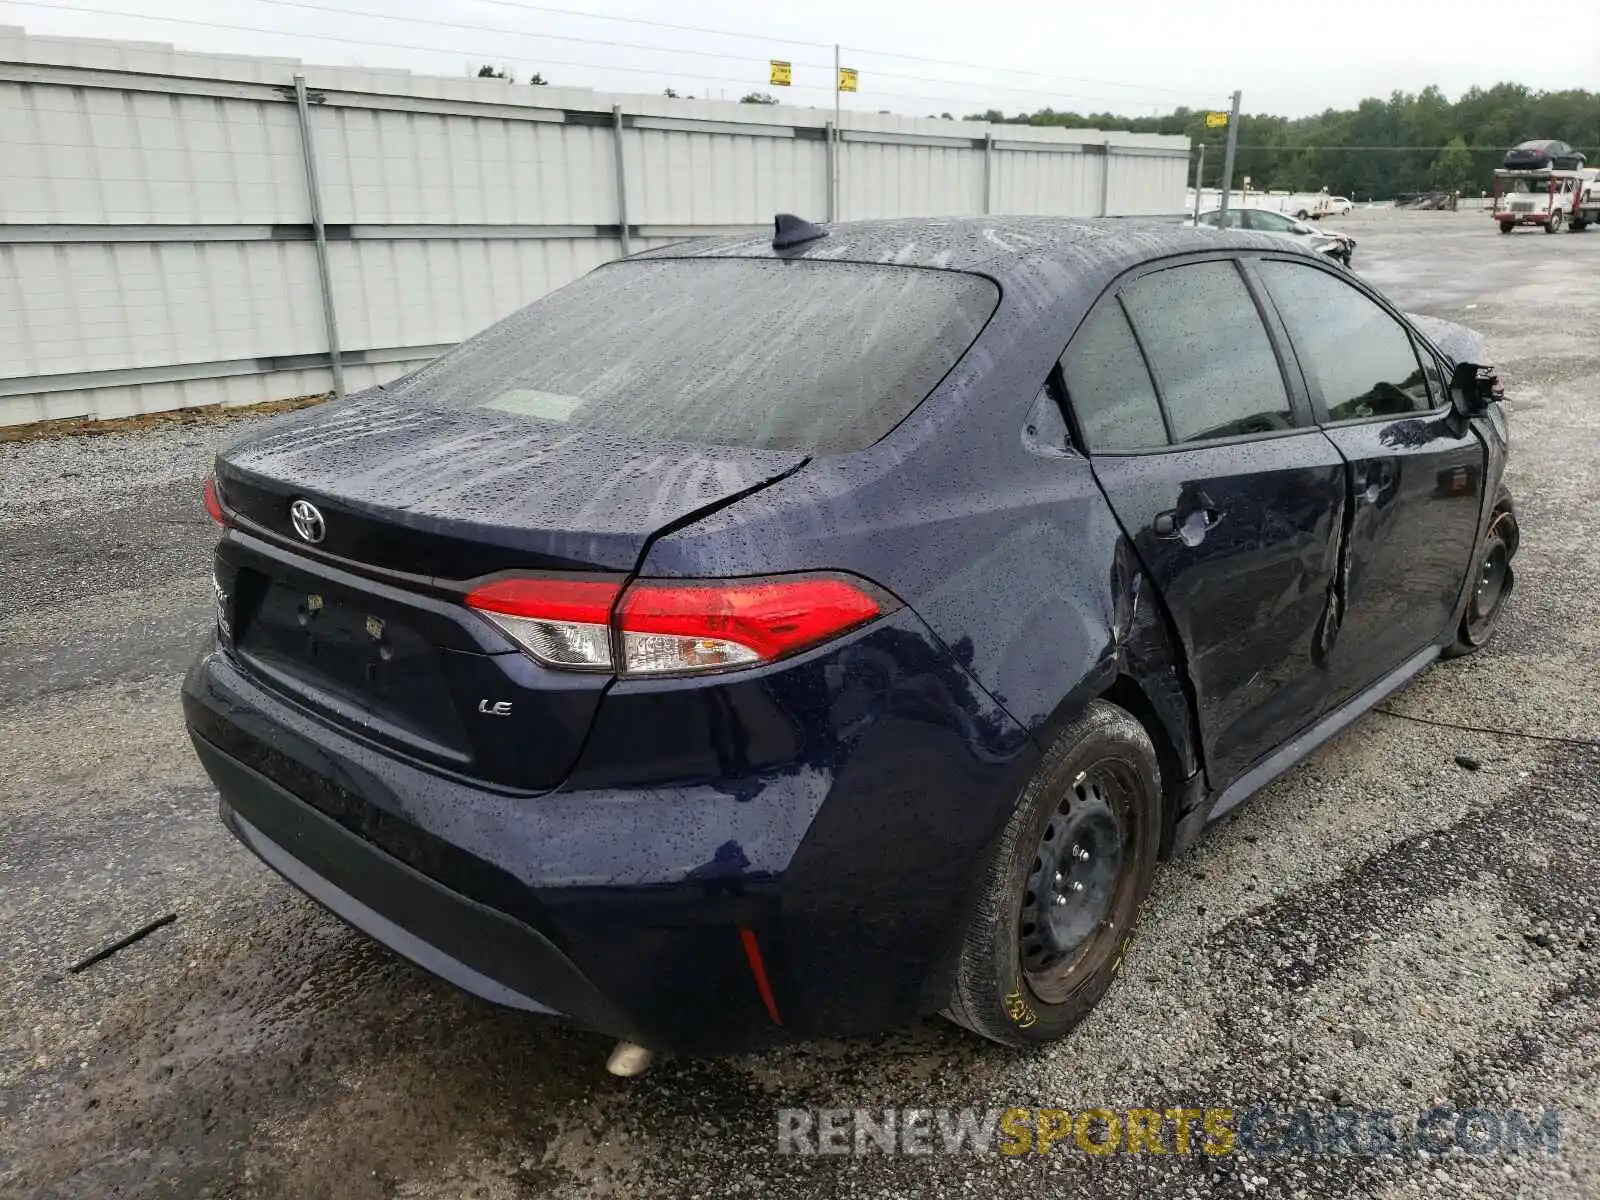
xmin=1061 ymin=301 xmax=1168 ymax=453
xmin=383 ymin=258 xmax=999 ymax=454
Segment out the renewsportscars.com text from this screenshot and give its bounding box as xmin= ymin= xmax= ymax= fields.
xmin=776 ymin=1105 xmax=1561 ymax=1158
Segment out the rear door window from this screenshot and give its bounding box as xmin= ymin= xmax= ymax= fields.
xmin=1256 ymin=260 xmax=1434 ymax=421
xmin=382 ymin=258 xmax=998 ymax=454
xmin=1118 ymin=261 xmax=1294 ymax=443
xmin=1060 ymin=301 xmax=1168 ymax=453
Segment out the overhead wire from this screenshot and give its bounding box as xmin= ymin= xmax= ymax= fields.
xmin=4 ymin=0 xmax=1204 ymax=113
xmin=152 ymin=0 xmax=1190 ymax=107
xmin=419 ymin=0 xmax=834 ymax=52
xmin=210 ymin=0 xmax=842 ymax=74
xmin=838 ymin=43 xmax=1194 ymax=97
xmin=382 ymin=0 xmax=1196 ymax=99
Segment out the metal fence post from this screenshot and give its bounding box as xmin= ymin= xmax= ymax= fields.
xmin=291 ymin=74 xmax=344 ymax=399
xmin=1193 ymin=142 xmax=1206 ymax=223
xmin=983 ymin=133 xmax=994 ymax=215
xmin=825 ymin=120 xmax=836 ymax=221
xmin=611 ymin=105 xmax=632 ymax=256
xmin=1099 ymin=140 xmax=1112 ymax=217
xmin=832 ymin=43 xmax=842 ymax=218
xmin=1218 ymin=89 xmax=1242 ymax=220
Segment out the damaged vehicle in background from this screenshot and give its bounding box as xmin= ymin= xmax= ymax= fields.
xmin=1194 ymin=207 xmax=1357 ymax=266
xmin=183 ymin=213 xmax=1517 ymax=1067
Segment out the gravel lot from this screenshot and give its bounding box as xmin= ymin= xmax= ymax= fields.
xmin=3 ymin=209 xmax=1599 ymax=1199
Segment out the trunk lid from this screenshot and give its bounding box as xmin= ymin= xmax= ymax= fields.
xmin=213 ymin=395 xmax=806 ymax=791
xmin=215 ymin=395 xmax=807 ymax=577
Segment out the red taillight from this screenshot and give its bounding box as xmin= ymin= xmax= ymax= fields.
xmin=465 ymin=577 xmax=622 ymax=671
xmin=466 ymin=577 xmax=621 ymax=624
xmin=203 ymin=475 xmax=226 ymax=525
xmin=463 ymin=573 xmax=890 ymax=676
xmin=617 ymin=576 xmax=884 ymax=674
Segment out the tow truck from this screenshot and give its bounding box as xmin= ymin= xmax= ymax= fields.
xmin=1492 ymin=166 xmax=1600 ymax=233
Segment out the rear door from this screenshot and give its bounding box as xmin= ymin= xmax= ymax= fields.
xmin=1250 ymin=257 xmax=1484 ymax=702
xmin=1066 ymin=256 xmax=1347 ymax=787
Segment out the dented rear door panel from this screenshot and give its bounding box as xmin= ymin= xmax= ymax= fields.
xmin=1090 ymin=436 xmax=1348 ymax=788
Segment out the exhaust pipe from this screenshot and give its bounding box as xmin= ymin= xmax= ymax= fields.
xmin=606 ymin=1040 xmax=655 ymax=1077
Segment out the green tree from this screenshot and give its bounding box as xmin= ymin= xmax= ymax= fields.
xmin=1430 ymin=135 xmax=1474 ymax=192
xmin=740 ymin=92 xmax=779 ymax=104
xmin=476 ymin=64 xmax=509 ymax=80
xmin=528 ymin=72 xmax=547 ymax=86
xmin=966 ymin=83 xmax=1600 ymax=199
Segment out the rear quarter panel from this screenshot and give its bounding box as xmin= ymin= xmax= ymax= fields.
xmin=643 ymin=391 xmax=1202 ymax=812
xmin=641 ymin=240 xmax=1243 ymax=839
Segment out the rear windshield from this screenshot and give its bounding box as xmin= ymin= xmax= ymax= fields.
xmin=382 ymin=257 xmax=998 ymax=454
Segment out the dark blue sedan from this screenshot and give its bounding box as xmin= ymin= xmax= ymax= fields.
xmin=183 ymin=215 xmax=1517 ymax=1062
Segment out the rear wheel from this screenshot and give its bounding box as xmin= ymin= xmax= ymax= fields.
xmin=1572 ymin=219 xmax=1589 ymax=232
xmin=944 ymin=702 xmax=1160 ymax=1048
xmin=1499 ymin=221 xmax=1515 ymax=234
xmin=1445 ymin=493 xmax=1517 ymax=658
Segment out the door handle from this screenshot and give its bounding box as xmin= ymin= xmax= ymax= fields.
xmin=1353 ymin=462 xmax=1394 ymax=505
xmin=1154 ymin=505 xmax=1225 ymax=545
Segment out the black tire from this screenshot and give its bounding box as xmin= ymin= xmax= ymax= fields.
xmin=944 ymin=702 xmax=1161 ymax=1048
xmin=1295 ymin=209 xmax=1310 ymax=219
xmin=1572 ymin=220 xmax=1588 ymax=232
xmin=1499 ymin=221 xmax=1515 ymax=234
xmin=1444 ymin=490 xmax=1517 ymax=658
xmin=1545 ymin=211 xmax=1562 ymax=233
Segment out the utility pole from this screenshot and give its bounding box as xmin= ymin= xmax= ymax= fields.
xmin=1217 ymin=89 xmax=1241 ymax=220
xmin=833 ymin=43 xmax=842 ymax=221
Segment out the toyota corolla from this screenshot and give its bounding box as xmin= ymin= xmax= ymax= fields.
xmin=184 ymin=215 xmax=1517 ymax=1062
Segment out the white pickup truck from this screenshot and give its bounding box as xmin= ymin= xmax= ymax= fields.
xmin=1281 ymin=191 xmax=1354 ymax=220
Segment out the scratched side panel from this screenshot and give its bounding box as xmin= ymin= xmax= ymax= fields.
xmin=1089 ymin=435 xmax=1348 ymax=789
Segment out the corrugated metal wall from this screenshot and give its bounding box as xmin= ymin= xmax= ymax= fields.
xmin=0 ymin=26 xmax=1190 ymax=427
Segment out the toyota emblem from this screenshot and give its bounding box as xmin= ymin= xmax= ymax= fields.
xmin=289 ymin=498 xmax=326 ymax=544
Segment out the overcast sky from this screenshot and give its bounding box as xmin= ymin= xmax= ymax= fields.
xmin=2 ymin=0 xmax=1597 ymax=120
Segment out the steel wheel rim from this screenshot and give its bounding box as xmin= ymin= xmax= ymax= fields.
xmin=1019 ymin=763 xmax=1133 ymax=1004
xmin=1470 ymin=540 xmax=1510 ymax=633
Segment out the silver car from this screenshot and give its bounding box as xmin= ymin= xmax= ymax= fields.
xmin=1193 ymin=207 xmax=1356 ymax=267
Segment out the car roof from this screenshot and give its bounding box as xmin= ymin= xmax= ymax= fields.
xmin=629 ymin=215 xmax=1309 ymax=296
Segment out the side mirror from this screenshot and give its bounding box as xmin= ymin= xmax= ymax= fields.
xmin=1449 ymin=361 xmax=1502 ymax=417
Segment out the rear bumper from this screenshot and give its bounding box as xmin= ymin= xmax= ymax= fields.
xmin=198 ymin=733 xmax=637 ymax=1037
xmin=184 ymin=609 xmax=1033 ymax=1052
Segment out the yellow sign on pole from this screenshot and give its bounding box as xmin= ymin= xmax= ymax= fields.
xmin=838 ymin=67 xmax=858 ymax=93
xmin=770 ymin=60 xmax=792 ymax=87
xmin=1205 ymin=111 xmax=1229 ymax=128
